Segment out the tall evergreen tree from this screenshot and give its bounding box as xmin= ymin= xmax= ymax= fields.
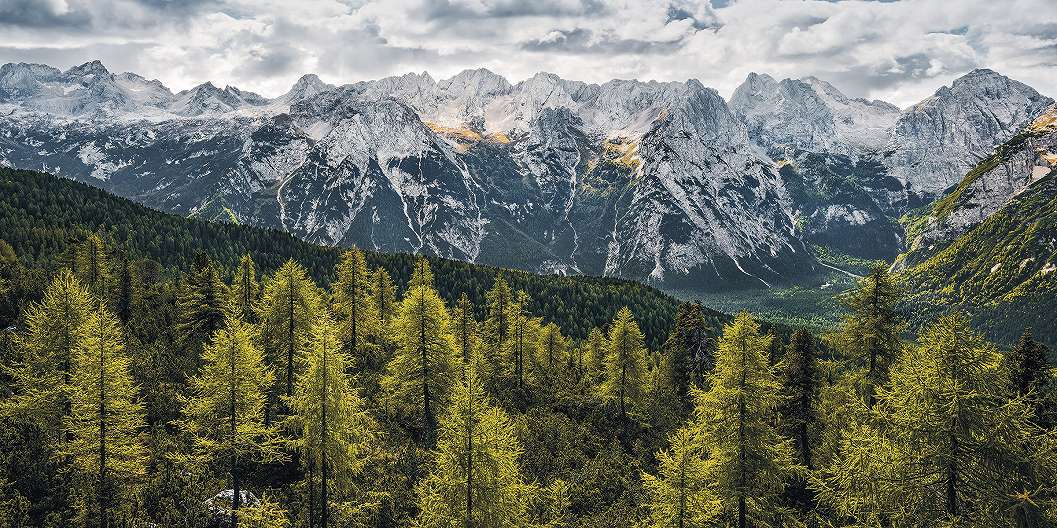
xmin=179 ymin=317 xmax=283 ymax=528
xmin=288 ymin=315 xmax=376 ymax=528
xmin=256 ymin=259 xmax=322 ymax=418
xmin=583 ymin=327 xmax=608 ymax=386
xmin=481 ymin=274 xmax=513 ymax=390
xmin=601 ymin=307 xmax=648 ymax=419
xmin=63 ymin=305 xmax=148 ymax=528
xmin=452 ymin=294 xmax=480 ymax=365
xmin=382 ymin=259 xmax=458 ymax=440
xmin=506 ymin=291 xmax=538 ymax=395
xmin=413 ymin=360 xmax=530 ymax=528
xmin=5 ymin=270 xmax=92 ymax=430
xmin=333 ymin=248 xmax=378 ymax=371
xmin=176 ymin=255 xmax=230 ymax=364
xmin=693 ymin=312 xmax=796 ymax=528
xmin=370 ymin=266 xmax=398 ymax=328
xmin=229 ymin=254 xmax=260 ymax=323
xmin=838 ymin=264 xmax=904 ymax=407
xmin=778 ymin=330 xmax=819 ymax=470
xmin=663 ymin=302 xmax=712 ymax=408
xmin=531 ymin=322 xmax=567 ymax=390
xmin=646 ymin=349 xmax=680 ymax=432
xmin=1007 ymin=328 xmax=1052 ymax=398
xmin=822 ymin=313 xmax=1057 ymax=526
xmin=483 ymin=273 xmax=513 ymax=345
xmin=642 ymin=427 xmax=715 ymax=528
xmin=73 ymin=233 xmax=111 ymax=302
xmin=112 ymin=253 xmax=140 ymax=325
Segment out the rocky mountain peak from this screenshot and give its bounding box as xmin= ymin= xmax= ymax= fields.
xmin=64 ymin=60 xmax=111 ymax=79
xmin=887 ymin=68 xmax=1053 ymax=197
xmin=440 ymin=68 xmax=511 ymax=96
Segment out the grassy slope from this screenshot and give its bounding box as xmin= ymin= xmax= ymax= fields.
xmin=0 ymin=167 xmax=720 ymax=348
xmin=898 ymin=171 xmax=1057 ymax=348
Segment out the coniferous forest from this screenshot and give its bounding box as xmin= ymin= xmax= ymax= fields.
xmin=1 ymin=169 xmax=1057 ymax=528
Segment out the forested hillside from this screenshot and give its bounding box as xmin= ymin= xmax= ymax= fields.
xmin=0 ymin=167 xmax=695 ymax=348
xmin=0 ymin=168 xmax=1055 ymax=527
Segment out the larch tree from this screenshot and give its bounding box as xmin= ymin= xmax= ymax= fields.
xmin=452 ymin=294 xmax=480 ymax=366
xmin=821 ymin=313 xmax=1057 ymax=526
xmin=5 ymin=270 xmax=92 ymax=433
xmin=256 ymin=259 xmax=322 ymax=420
xmin=288 ymin=314 xmax=376 ymax=528
xmin=333 ymin=248 xmax=378 ymax=372
xmin=642 ymin=427 xmax=716 ymax=528
xmin=601 ymin=307 xmax=648 ymax=419
xmin=179 ymin=317 xmax=283 ymax=528
xmin=583 ymin=327 xmax=608 ymax=386
xmin=483 ymin=272 xmax=513 ymax=345
xmin=531 ymin=322 xmax=567 ymax=391
xmin=63 ymin=304 xmax=148 ymax=528
xmin=645 ymin=349 xmax=680 ymax=432
xmin=370 ymin=266 xmax=398 ymax=328
xmin=73 ymin=233 xmax=111 ymax=302
xmin=837 ymin=264 xmax=904 ymax=407
xmin=693 ymin=312 xmax=796 ymax=528
xmin=413 ymin=360 xmax=530 ymax=528
xmin=229 ymin=254 xmax=260 ymax=323
xmin=382 ymin=258 xmax=458 ymax=441
xmin=505 ymin=291 xmax=539 ymax=396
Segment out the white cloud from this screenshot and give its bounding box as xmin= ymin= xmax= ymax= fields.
xmin=0 ymin=0 xmax=1053 ymax=106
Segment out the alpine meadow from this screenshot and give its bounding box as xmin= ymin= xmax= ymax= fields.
xmin=1 ymin=1 xmax=1057 ymax=527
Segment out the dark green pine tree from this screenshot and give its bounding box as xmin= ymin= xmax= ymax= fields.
xmin=112 ymin=253 xmax=140 ymax=325
xmin=176 ymin=253 xmax=231 ymax=365
xmin=1006 ymin=328 xmax=1054 ymax=427
xmin=778 ymin=330 xmax=819 ymax=470
xmin=662 ymin=302 xmax=712 ymax=412
xmin=1008 ymin=328 xmax=1051 ymax=397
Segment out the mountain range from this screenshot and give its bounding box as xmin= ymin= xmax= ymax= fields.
xmin=0 ymin=60 xmax=1052 ymax=292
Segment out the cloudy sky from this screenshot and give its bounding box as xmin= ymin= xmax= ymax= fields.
xmin=1 ymin=0 xmax=1054 ymax=107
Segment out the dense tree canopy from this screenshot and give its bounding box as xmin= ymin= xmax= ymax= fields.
xmin=0 ymin=168 xmax=1055 ymax=527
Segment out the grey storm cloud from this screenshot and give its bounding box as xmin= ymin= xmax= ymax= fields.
xmin=520 ymin=28 xmax=688 ymax=55
xmin=0 ymin=0 xmax=93 ymax=28
xmin=0 ymin=0 xmax=1053 ymax=107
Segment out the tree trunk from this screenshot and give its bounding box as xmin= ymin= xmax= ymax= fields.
xmin=419 ymin=278 xmax=433 ymax=437
xmin=98 ymin=312 xmax=108 ymax=528
xmin=321 ymin=333 xmax=330 ymax=528
xmin=287 ymin=278 xmax=295 ymax=397
xmin=465 ymin=367 xmax=474 ymax=528
xmin=736 ymin=337 xmax=747 ymax=528
xmin=230 ymin=336 xmax=241 ymax=528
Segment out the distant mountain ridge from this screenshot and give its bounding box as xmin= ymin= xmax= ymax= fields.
xmin=0 ymin=61 xmax=1051 ymax=292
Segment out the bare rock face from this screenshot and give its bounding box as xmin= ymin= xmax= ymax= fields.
xmin=0 ymin=60 xmax=1051 ymax=290
xmin=885 ymin=69 xmax=1053 ymax=199
xmin=897 ymin=106 xmax=1057 ymax=270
